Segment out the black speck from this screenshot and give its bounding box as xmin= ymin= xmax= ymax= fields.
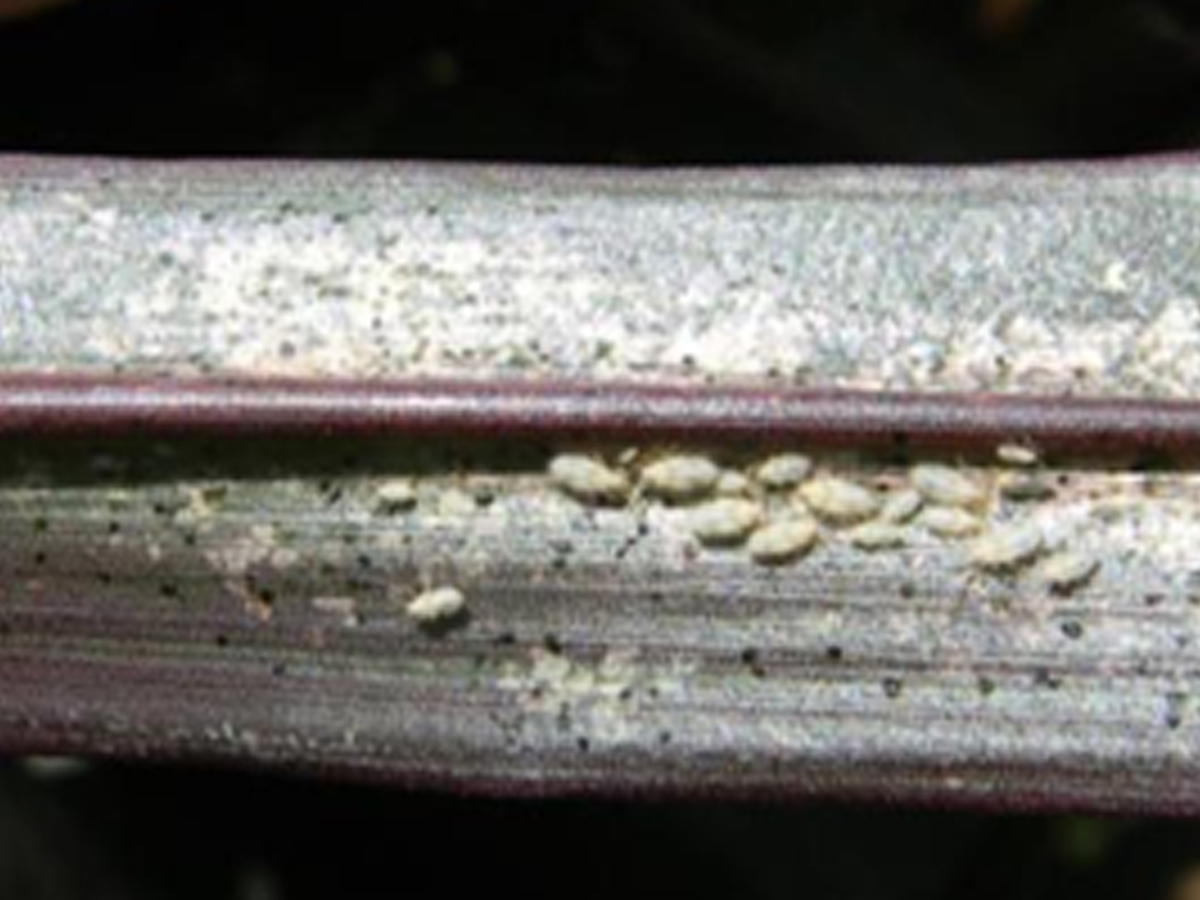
xmin=882 ymin=678 xmax=903 ymax=699
xmin=493 ymin=631 xmax=517 ymax=647
xmin=543 ymin=633 xmax=563 ymax=655
xmin=1060 ymin=620 xmax=1084 ymax=640
xmin=899 ymin=582 xmax=916 ymax=599
xmin=825 ymin=645 xmax=844 ymax=663
xmin=159 ymin=583 xmax=180 ymax=599
xmin=1145 ymin=593 xmax=1165 ymax=608
xmin=741 ymin=648 xmax=766 ymax=678
xmin=1034 ymin=668 xmax=1062 ymax=689
xmin=977 ymin=676 xmax=996 ymax=697
xmin=215 ymin=633 xmax=229 ymax=648
xmin=576 ymin=737 xmax=590 ymax=753
xmin=33 ymin=551 xmax=47 ymax=565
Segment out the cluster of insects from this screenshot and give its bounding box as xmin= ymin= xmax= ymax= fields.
xmin=549 ymin=445 xmax=1099 ymax=592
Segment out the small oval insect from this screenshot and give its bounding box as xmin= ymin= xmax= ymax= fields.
xmin=797 ymin=477 xmax=880 ymax=525
xmin=747 ymin=517 xmax=819 ymax=564
xmin=375 ymin=479 xmax=418 ymax=513
xmin=715 ymin=470 xmax=753 ymax=497
xmin=754 ymin=453 xmax=812 ymax=490
xmin=406 ymin=585 xmax=467 ymax=624
xmin=549 ymin=454 xmax=630 ymax=505
xmin=910 ymin=464 xmax=986 ymax=509
xmin=969 ymin=522 xmax=1043 ymax=571
xmin=879 ymin=488 xmax=923 ymax=524
xmin=996 ymin=443 xmax=1039 ymax=467
xmin=919 ymin=507 xmax=981 ymax=538
xmin=689 ymin=498 xmax=763 ymax=546
xmin=846 ymin=521 xmax=906 ymax=550
xmin=1038 ymin=550 xmax=1099 ymax=592
xmin=640 ymin=454 xmax=721 ymax=501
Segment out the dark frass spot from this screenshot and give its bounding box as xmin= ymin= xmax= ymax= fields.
xmin=1034 ymin=668 xmax=1062 ymax=690
xmin=741 ymin=648 xmax=766 ymax=679
xmin=882 ymin=678 xmax=903 ymax=699
xmin=1061 ymin=620 xmax=1084 ymax=640
xmin=977 ymin=676 xmax=997 ymax=697
xmin=825 ymin=645 xmax=844 ymax=663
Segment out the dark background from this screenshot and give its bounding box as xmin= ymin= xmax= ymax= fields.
xmin=3 ymin=0 xmax=1200 ymax=163
xmin=4 ymin=1 xmax=1200 ymax=898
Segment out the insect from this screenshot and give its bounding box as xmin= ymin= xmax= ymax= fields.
xmin=689 ymin=498 xmax=763 ymax=545
xmin=747 ymin=517 xmax=819 ymax=564
xmin=798 ymin=477 xmax=880 ymax=524
xmin=640 ymin=454 xmax=721 ymax=501
xmin=754 ymin=454 xmax=812 ymax=489
xmin=846 ymin=522 xmax=906 ymax=550
xmin=879 ymin=489 xmax=923 ymax=524
xmin=919 ymin=507 xmax=981 ymax=538
xmin=549 ymin=454 xmax=631 ymax=504
xmin=375 ymin=479 xmax=418 ymax=513
xmin=996 ymin=443 xmax=1039 ymax=467
xmin=910 ymin=464 xmax=985 ymax=509
xmin=406 ymin=586 xmax=467 ymax=623
xmin=969 ymin=522 xmax=1043 ymax=571
xmin=1038 ymin=550 xmax=1099 ymax=592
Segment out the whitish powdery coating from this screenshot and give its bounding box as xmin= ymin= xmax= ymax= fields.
xmin=1039 ymin=551 xmax=1099 ymax=591
xmin=549 ymin=454 xmax=630 ymax=504
xmin=969 ymin=522 xmax=1044 ymax=570
xmin=747 ymin=518 xmax=819 ymax=563
xmin=689 ymin=499 xmax=763 ymax=545
xmin=640 ymin=455 xmax=721 ymax=501
xmin=798 ymin=477 xmax=880 ymax=524
xmin=910 ymin=464 xmax=986 ymax=509
xmin=754 ymin=454 xmax=812 ymax=489
xmin=406 ymin=586 xmax=466 ymax=623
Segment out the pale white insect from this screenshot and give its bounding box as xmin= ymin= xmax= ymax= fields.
xmin=406 ymin=585 xmax=466 ymax=623
xmin=549 ymin=454 xmax=631 ymax=504
xmin=879 ymin=488 xmax=923 ymax=524
xmin=639 ymin=455 xmax=721 ymax=501
xmin=969 ymin=522 xmax=1044 ymax=571
xmin=689 ymin=498 xmax=763 ymax=545
xmin=1038 ymin=550 xmax=1099 ymax=592
xmin=910 ymin=464 xmax=986 ymax=509
xmin=375 ymin=479 xmax=418 ymax=513
xmin=714 ymin=470 xmax=752 ymax=497
xmin=846 ymin=521 xmax=906 ymax=550
xmin=919 ymin=507 xmax=981 ymax=538
xmin=753 ymin=453 xmax=812 ymax=489
xmin=747 ymin=517 xmax=819 ymax=564
xmin=797 ymin=477 xmax=880 ymax=524
xmin=996 ymin=443 xmax=1039 ymax=467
